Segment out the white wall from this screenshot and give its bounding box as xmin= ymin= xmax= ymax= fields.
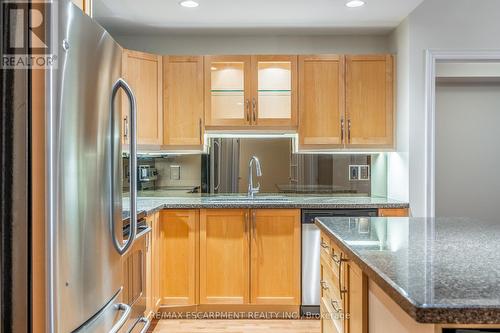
xmin=392 ymin=0 xmax=500 ymax=216
xmin=114 ymin=34 xmax=391 ymax=55
xmin=387 ymin=19 xmax=410 ymax=204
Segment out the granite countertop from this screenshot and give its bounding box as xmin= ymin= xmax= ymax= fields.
xmin=122 ymin=195 xmax=408 ymax=215
xmin=315 ymin=216 xmax=500 ymax=324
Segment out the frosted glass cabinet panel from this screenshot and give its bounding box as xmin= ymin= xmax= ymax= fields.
xmin=205 ymin=56 xmax=251 ymax=127
xmin=205 ymin=55 xmax=297 ymax=129
xmin=252 ymin=56 xmax=298 ymax=128
xmin=257 ymin=62 xmax=291 ymax=119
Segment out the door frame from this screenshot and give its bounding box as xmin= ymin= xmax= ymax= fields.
xmin=424 ymin=49 xmax=500 ymax=217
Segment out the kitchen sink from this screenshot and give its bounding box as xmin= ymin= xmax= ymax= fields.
xmin=204 ymin=196 xmax=292 ymax=202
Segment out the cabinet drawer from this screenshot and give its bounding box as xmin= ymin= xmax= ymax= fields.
xmin=321 ymin=296 xmax=344 ymax=333
xmin=320 ymin=256 xmax=342 ymax=301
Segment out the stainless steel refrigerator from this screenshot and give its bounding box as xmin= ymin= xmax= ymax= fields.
xmin=47 ymin=1 xmax=139 ymax=332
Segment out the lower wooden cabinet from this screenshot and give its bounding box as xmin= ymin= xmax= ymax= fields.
xmin=320 ymin=231 xmax=368 ymax=333
xmin=251 ymin=209 xmax=301 ymax=305
xmin=378 ymin=208 xmax=409 ymax=217
xmin=199 ymin=209 xmax=250 ymax=304
xmin=159 ymin=210 xmax=198 ymax=306
xmin=197 ymin=208 xmax=301 ymax=306
xmin=145 ymin=212 xmax=160 ymax=317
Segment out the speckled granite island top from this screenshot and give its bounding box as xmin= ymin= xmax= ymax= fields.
xmin=315 ymin=216 xmax=500 ymax=324
xmin=122 ymin=195 xmax=408 ymax=216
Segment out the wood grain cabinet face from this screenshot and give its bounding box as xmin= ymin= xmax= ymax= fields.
xmin=298 ymin=55 xmax=345 ymax=148
xmin=122 ymin=50 xmax=163 ymax=146
xmin=163 ymin=56 xmax=204 ymax=147
xmin=159 ymin=210 xmax=198 ymax=306
xmin=250 ymin=209 xmax=301 ymax=305
xmin=378 ymin=208 xmax=409 ymax=217
xmin=345 ymin=55 xmax=394 ymax=148
xmin=199 ymin=209 xmax=250 ymax=304
xmin=152 ymin=212 xmax=161 ymax=310
xmin=344 ymin=262 xmax=368 ymax=333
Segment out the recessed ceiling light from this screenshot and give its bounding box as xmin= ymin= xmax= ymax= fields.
xmin=345 ymin=0 xmax=365 ymax=8
xmin=179 ymin=0 xmax=199 ymax=8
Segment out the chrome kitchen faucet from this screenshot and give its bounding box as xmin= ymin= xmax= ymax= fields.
xmin=247 ymin=156 xmax=262 ymax=198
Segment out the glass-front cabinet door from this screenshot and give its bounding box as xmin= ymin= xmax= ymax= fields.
xmin=252 ymin=55 xmax=298 ymax=128
xmin=205 ymin=56 xmax=252 ymax=127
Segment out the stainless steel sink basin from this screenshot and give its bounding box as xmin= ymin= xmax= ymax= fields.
xmin=204 ymin=196 xmax=291 ymax=202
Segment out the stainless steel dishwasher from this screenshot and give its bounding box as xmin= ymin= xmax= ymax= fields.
xmin=301 ymin=209 xmax=378 ymax=316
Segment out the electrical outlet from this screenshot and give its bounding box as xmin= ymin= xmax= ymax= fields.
xmin=349 ymin=165 xmax=359 ymax=180
xmin=359 ymin=165 xmax=370 ymax=180
xmin=349 ymin=165 xmax=370 ymax=181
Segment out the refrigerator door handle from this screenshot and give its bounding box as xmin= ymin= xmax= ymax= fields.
xmin=129 ymin=317 xmax=151 ymax=333
xmin=111 ymin=78 xmax=138 ymax=255
xmin=108 ymin=303 xmax=132 ymax=333
xmin=213 ymin=140 xmax=221 ymax=191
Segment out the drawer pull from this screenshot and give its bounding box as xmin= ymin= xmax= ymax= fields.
xmin=330 ymin=299 xmax=342 ymax=313
xmin=320 ymin=280 xmax=329 ymax=290
xmin=321 ymin=240 xmax=329 ymax=249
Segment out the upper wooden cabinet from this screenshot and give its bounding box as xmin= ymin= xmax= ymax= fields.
xmin=251 ymin=209 xmax=301 ymax=305
xmin=163 ymin=56 xmax=204 ymax=147
xmin=205 ymin=55 xmax=298 ymax=129
xmin=299 ymin=55 xmax=345 ymax=148
xmin=298 ymin=54 xmax=394 ymax=150
xmin=345 ymin=55 xmax=394 ymax=148
xmin=122 ymin=49 xmax=163 ymax=146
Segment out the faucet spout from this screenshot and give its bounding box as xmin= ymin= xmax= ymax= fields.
xmin=248 ymin=156 xmax=263 ymax=198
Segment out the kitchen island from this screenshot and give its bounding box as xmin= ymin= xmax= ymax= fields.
xmin=315 ymin=216 xmax=500 ymax=332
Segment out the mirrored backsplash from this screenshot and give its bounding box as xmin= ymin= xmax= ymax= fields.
xmin=123 ymin=138 xmax=388 ymax=197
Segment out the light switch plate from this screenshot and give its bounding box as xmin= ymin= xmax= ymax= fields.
xmin=170 ymin=165 xmax=181 ymax=180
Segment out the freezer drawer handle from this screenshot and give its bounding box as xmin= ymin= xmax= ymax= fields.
xmin=108 ymin=303 xmax=131 ymax=333
xmin=111 ymin=78 xmax=138 ymax=255
xmin=129 ymin=317 xmax=151 ymax=333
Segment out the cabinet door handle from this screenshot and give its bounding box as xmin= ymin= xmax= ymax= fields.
xmin=332 ymin=252 xmax=348 ymax=298
xmin=347 ymin=119 xmax=352 ymax=143
xmin=341 ymin=119 xmax=345 ymax=143
xmin=199 ymin=117 xmax=202 ymax=143
xmin=252 ymin=98 xmax=257 ymax=123
xmin=245 ymin=211 xmax=249 ymax=237
xmin=245 ymin=99 xmax=250 ymax=122
xmin=320 ymin=240 xmax=329 ymax=249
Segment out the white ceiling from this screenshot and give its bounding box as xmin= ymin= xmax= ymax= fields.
xmin=94 ymin=0 xmax=424 ymax=35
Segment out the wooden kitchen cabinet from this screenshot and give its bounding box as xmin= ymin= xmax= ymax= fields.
xmin=159 ymin=210 xmax=198 ymax=306
xmin=251 ymin=55 xmax=298 ymax=128
xmin=122 ymin=49 xmax=163 ymax=146
xmin=344 ymin=261 xmax=368 ymax=333
xmin=378 ymin=208 xmax=409 ymax=217
xmin=205 ymin=55 xmax=297 ymax=129
xmin=345 ymin=55 xmax=394 ymax=148
xmin=250 ymin=209 xmax=301 ymax=305
xmin=298 ymin=55 xmax=345 ymax=149
xmin=199 ymin=209 xmax=250 ymax=304
xmin=145 ymin=212 xmax=161 ymax=317
xmin=204 ymin=56 xmax=252 ymax=128
xmin=163 ymin=56 xmax=204 ymax=148
xmin=320 ymin=231 xmax=368 ymax=333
